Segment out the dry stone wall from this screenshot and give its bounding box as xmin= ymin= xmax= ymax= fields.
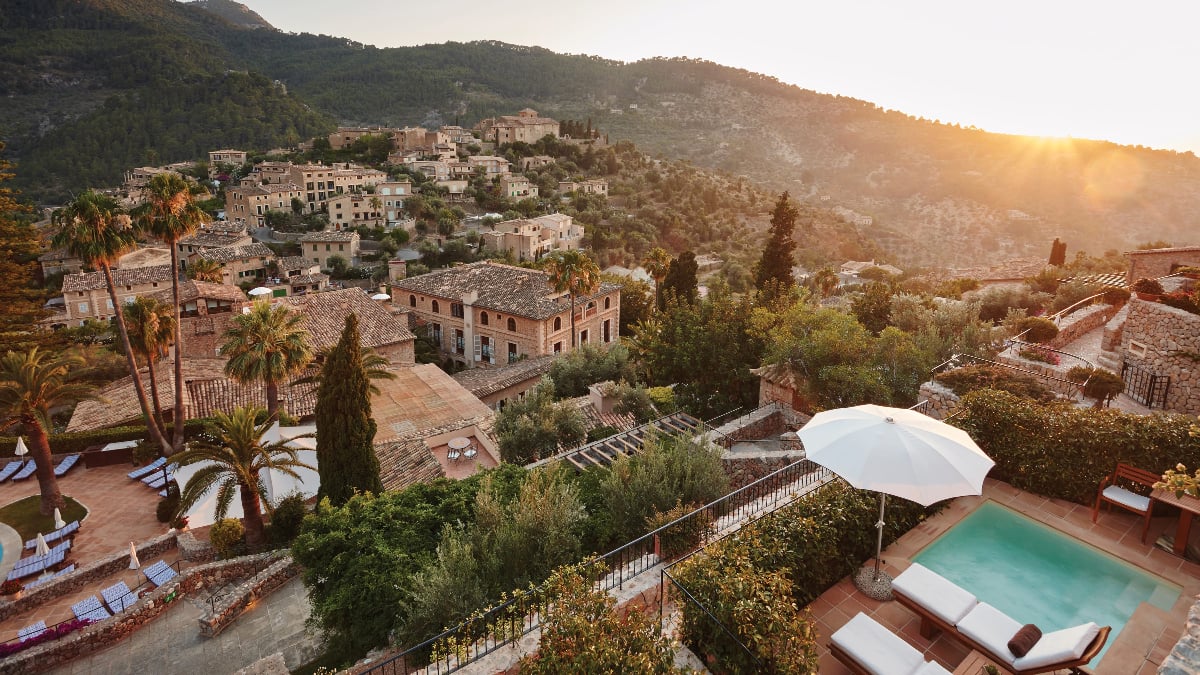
xmin=917 ymin=381 xmax=960 ymax=420
xmin=1159 ymin=597 xmax=1200 ymax=675
xmin=1121 ymin=299 xmax=1200 ymax=415
xmin=1048 ymin=303 xmax=1118 ymax=349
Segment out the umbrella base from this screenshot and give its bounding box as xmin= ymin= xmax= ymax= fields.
xmin=853 ymin=566 xmax=894 ymax=601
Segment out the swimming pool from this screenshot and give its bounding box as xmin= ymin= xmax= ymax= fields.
xmin=912 ymin=501 xmax=1180 ymax=663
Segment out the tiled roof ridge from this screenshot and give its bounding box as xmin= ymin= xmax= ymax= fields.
xmin=62 ymin=264 xmax=175 ymax=292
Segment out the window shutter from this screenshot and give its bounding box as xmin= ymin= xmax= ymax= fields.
xmin=473 ymin=335 xmax=481 ymax=361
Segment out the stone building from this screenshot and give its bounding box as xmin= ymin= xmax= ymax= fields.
xmin=224 ymin=183 xmax=305 ymax=228
xmin=327 ymin=193 xmax=384 ymax=231
xmin=476 ymin=109 xmax=559 ymax=145
xmin=391 ymin=260 xmax=621 ymax=368
xmin=1126 ymin=246 xmax=1200 ymax=283
xmin=277 ymin=287 xmax=416 ymax=367
xmin=178 ymin=230 xmax=255 ymax=265
xmin=1117 ymin=298 xmax=1200 ymax=415
xmin=61 ymin=264 xmax=175 ymax=325
xmin=208 ymin=149 xmax=247 ymax=166
xmin=194 ymin=243 xmax=275 ymax=286
xmin=299 ymin=231 xmax=361 ymax=271
xmin=146 ymin=280 xmax=248 ymax=359
xmin=480 ymin=214 xmax=584 ymax=262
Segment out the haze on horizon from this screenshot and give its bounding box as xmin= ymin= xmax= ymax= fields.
xmin=236 ymin=0 xmax=1200 ymax=155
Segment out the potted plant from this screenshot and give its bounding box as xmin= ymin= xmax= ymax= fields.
xmin=1 ymin=579 xmax=23 ymax=600
xmin=1132 ymin=277 xmax=1165 ymax=300
xmin=1174 ymin=265 xmax=1200 ymax=280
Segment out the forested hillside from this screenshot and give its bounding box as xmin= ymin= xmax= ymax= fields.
xmin=3 ymin=0 xmax=1198 ymax=266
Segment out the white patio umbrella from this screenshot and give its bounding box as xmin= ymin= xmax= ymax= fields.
xmin=35 ymin=533 xmax=50 ymax=556
xmin=370 ymin=293 xmax=391 ymax=301
xmin=798 ymin=404 xmax=994 ymax=599
xmin=248 ymin=286 xmax=273 ymax=297
xmin=129 ymin=542 xmax=140 ymax=570
xmin=14 ymin=436 xmax=28 ymax=467
xmin=53 ymin=508 xmax=66 ymax=530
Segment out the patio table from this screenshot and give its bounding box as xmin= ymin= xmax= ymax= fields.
xmin=447 ymin=436 xmax=470 ymax=461
xmin=1150 ymin=488 xmax=1200 ymax=558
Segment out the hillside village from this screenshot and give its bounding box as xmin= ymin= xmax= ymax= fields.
xmin=2 ymin=35 xmax=1200 ymax=675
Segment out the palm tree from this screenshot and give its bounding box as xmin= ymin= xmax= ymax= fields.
xmin=642 ymin=247 xmax=672 ymax=311
xmin=544 ymin=250 xmax=601 ymax=349
xmin=134 ymin=173 xmax=210 ymax=452
xmin=52 ymin=191 xmax=171 ymax=454
xmin=220 ymin=300 xmax=313 ymax=421
xmin=812 ymin=267 xmax=839 ymax=299
xmin=0 ymin=348 xmax=98 ymax=514
xmin=124 ymin=297 xmax=176 ymax=433
xmin=174 ymin=406 xmax=313 ymax=551
xmin=187 ymin=258 xmax=224 ymax=283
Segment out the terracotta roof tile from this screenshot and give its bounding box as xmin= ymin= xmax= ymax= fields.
xmin=146 ymin=280 xmax=247 ymax=305
xmin=375 ymin=438 xmax=445 ymax=491
xmin=452 ymin=354 xmax=558 ymax=398
xmin=179 ymin=232 xmax=249 ymax=248
xmin=277 ymin=256 xmax=315 ymax=272
xmin=392 ymin=261 xmax=619 ymax=320
xmin=277 ymin=288 xmax=415 ymax=351
xmin=62 ymin=264 xmax=175 ymax=293
xmin=299 ymin=231 xmax=359 ymax=242
xmin=196 ymin=243 xmax=275 ymax=263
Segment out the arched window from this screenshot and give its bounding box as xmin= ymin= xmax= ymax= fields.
xmin=431 ymin=300 xmax=440 ymax=314
xmin=554 ymin=317 xmax=562 ymax=331
xmin=604 ymin=296 xmax=611 ymax=310
xmin=409 ymin=295 xmax=417 ymax=307
xmin=507 ymin=317 xmax=517 ymax=331
xmin=480 ymin=312 xmax=489 ymax=325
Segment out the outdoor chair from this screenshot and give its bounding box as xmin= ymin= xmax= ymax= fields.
xmin=71 ymin=595 xmax=111 ymax=623
xmin=53 ymin=454 xmax=81 ymax=477
xmin=24 ymin=520 xmax=80 ymax=550
xmin=144 ymin=560 xmax=178 ymax=587
xmin=830 ymin=612 xmax=952 ymax=675
xmin=1092 ymin=463 xmax=1158 ymax=542
xmin=892 ymin=563 xmax=1110 ymax=674
xmin=17 ymin=621 xmax=47 ymax=642
xmin=23 ymin=564 xmax=75 ymax=591
xmin=101 ymin=581 xmax=137 ymax=613
xmin=128 ymin=457 xmax=167 ymax=480
xmin=10 ymin=462 xmax=36 ymax=481
xmin=0 ymin=461 xmax=21 ymax=482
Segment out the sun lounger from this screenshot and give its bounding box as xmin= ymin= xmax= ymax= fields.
xmin=6 ymin=542 xmax=71 ymax=581
xmin=0 ymin=461 xmax=21 ymax=482
xmin=17 ymin=621 xmax=47 ymax=642
xmin=830 ymin=612 xmax=952 ymax=675
xmin=23 ymin=564 xmax=75 ymax=591
xmin=11 ymin=462 xmax=36 ymax=481
xmin=71 ymin=595 xmax=111 ymax=623
xmin=892 ymin=563 xmax=1111 ymax=675
xmin=53 ymin=454 xmax=81 ymax=477
xmin=24 ymin=520 xmax=80 ymax=550
xmin=144 ymin=560 xmax=178 ymax=587
xmin=142 ymin=464 xmax=176 ymax=489
xmin=128 ymin=456 xmax=167 ymax=480
xmin=101 ymin=581 xmax=137 ymax=613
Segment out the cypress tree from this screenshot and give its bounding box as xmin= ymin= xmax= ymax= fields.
xmin=660 ymin=251 xmax=699 ymax=308
xmin=754 ymin=192 xmax=800 ymax=293
xmin=315 ymin=314 xmax=382 ymax=505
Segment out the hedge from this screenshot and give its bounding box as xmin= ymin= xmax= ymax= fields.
xmin=671 ymin=481 xmax=932 ymax=672
xmin=949 ymin=389 xmax=1200 ymax=505
xmin=0 ymin=419 xmax=212 ymax=458
xmin=933 ymin=364 xmax=1056 ymax=403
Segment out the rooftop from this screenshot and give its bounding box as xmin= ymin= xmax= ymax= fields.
xmin=452 ymin=354 xmax=559 ymax=399
xmin=195 ymin=243 xmax=275 ymax=263
xmin=277 ymin=287 xmax=415 ymax=351
xmin=299 ymin=231 xmax=358 ymax=242
xmin=392 ymin=261 xmax=620 ymax=319
xmin=61 ymin=264 xmax=175 ymax=293
xmin=276 ymin=256 xmax=316 ymax=272
xmin=145 ymin=280 xmax=246 ymax=306
xmin=179 ymin=232 xmax=249 ymax=248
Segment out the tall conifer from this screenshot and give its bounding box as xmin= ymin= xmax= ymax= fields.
xmin=754 ymin=192 xmax=799 ymax=293
xmin=315 ymin=314 xmax=382 ymax=504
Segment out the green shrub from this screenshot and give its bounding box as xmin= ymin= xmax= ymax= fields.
xmin=210 ymin=518 xmax=246 ymax=559
xmin=1101 ymin=287 xmax=1131 ymax=305
xmin=132 ymin=440 xmax=159 ymax=465
xmin=1066 ymin=367 xmax=1125 ymax=408
xmin=156 ymin=492 xmax=180 ymax=524
xmin=646 ymin=501 xmax=712 ymax=561
xmin=646 ymin=386 xmax=676 ymax=414
xmin=1160 ymin=291 xmax=1200 ymax=315
xmin=934 ymin=364 xmax=1056 ymax=403
xmin=951 ymin=389 xmax=1200 ymax=505
xmin=587 ymin=424 xmax=619 ymax=443
xmin=1014 ymin=316 xmax=1059 ymax=343
xmin=1132 ymin=277 xmax=1164 ymax=295
xmin=0 ymin=419 xmax=210 ymax=457
xmin=268 ymin=493 xmax=308 ymax=547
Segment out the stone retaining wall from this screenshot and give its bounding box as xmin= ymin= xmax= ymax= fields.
xmin=0 ymin=551 xmax=285 ymax=674
xmin=1120 ymin=299 xmax=1200 ymax=415
xmin=0 ymin=533 xmax=177 ymax=622
xmin=995 ymin=355 xmax=1081 ymax=397
xmin=917 ymin=381 xmax=960 ymax=420
xmin=723 ymin=456 xmax=803 ymax=491
xmin=199 ymin=555 xmax=299 ymax=637
xmin=1101 ymin=302 xmax=1132 ymax=352
xmin=1048 ymin=303 xmax=1118 ymax=349
xmin=1159 ymin=597 xmax=1200 ymax=674
xmin=178 ymin=530 xmax=217 ymax=563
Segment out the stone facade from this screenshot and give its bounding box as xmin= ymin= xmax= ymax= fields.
xmin=1159 ymin=597 xmax=1200 ymax=675
xmin=917 ymin=380 xmax=961 ymax=420
xmin=198 ymin=554 xmax=298 ymax=637
xmin=1048 ymin=303 xmax=1119 ymax=349
xmin=1120 ymin=299 xmax=1200 ymax=415
xmin=1126 ymin=246 xmax=1200 ymax=284
xmin=1101 ymin=302 xmax=1133 ymax=352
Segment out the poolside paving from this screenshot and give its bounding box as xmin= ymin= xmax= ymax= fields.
xmin=812 ymin=478 xmax=1200 ymax=675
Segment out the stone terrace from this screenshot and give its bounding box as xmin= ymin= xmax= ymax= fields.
xmin=812 ymin=479 xmax=1200 ymax=675
xmin=0 ymin=464 xmax=180 ymax=644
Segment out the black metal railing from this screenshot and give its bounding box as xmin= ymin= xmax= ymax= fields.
xmin=660 ymin=568 xmax=762 ymax=671
xmin=1121 ymin=362 xmax=1170 ymax=408
xmin=361 ymin=457 xmax=829 ymax=675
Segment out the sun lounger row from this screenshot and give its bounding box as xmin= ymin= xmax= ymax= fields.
xmin=10 ymin=462 xmax=36 ymax=482
xmin=23 ymin=564 xmax=75 ymax=591
xmin=71 ymin=595 xmax=111 ymax=623
xmin=0 ymin=454 xmax=79 ymax=484
xmin=0 ymin=461 xmax=20 ymax=482
xmin=17 ymin=620 xmax=46 ymax=642
xmin=888 ymin=563 xmax=1110 ymax=675
xmin=144 ymin=559 xmax=178 ymax=587
xmin=101 ymin=581 xmax=137 ymax=613
xmin=24 ymin=520 xmax=80 ymax=550
xmin=141 ymin=463 xmax=177 ymax=490
xmin=832 ymin=613 xmax=951 ymax=675
xmin=6 ymin=541 xmax=71 ymax=581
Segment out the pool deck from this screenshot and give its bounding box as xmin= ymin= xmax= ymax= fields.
xmin=812 ymin=477 xmax=1200 ymax=675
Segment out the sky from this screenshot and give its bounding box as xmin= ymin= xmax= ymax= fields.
xmin=238 ymin=0 xmax=1200 ymax=154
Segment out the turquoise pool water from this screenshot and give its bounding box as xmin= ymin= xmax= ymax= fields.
xmin=912 ymin=501 xmax=1180 ymax=663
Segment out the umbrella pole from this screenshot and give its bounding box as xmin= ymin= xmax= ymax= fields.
xmin=874 ymin=493 xmax=886 ymax=579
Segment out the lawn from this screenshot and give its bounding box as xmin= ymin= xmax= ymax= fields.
xmin=0 ymin=496 xmax=89 ymax=542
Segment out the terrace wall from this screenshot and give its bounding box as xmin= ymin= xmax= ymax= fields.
xmin=1047 ymin=303 xmax=1118 ymax=349
xmin=1120 ymin=299 xmax=1200 ymax=415
xmin=917 ymin=381 xmax=960 ymax=420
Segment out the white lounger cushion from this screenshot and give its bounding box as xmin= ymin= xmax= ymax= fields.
xmin=831 ymin=613 xmax=925 ymax=675
xmin=893 ymin=563 xmax=978 ymax=625
xmin=1102 ymin=485 xmax=1150 ymax=512
xmin=1013 ymin=622 xmax=1101 ymax=670
xmin=956 ymin=602 xmax=1023 ymax=665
